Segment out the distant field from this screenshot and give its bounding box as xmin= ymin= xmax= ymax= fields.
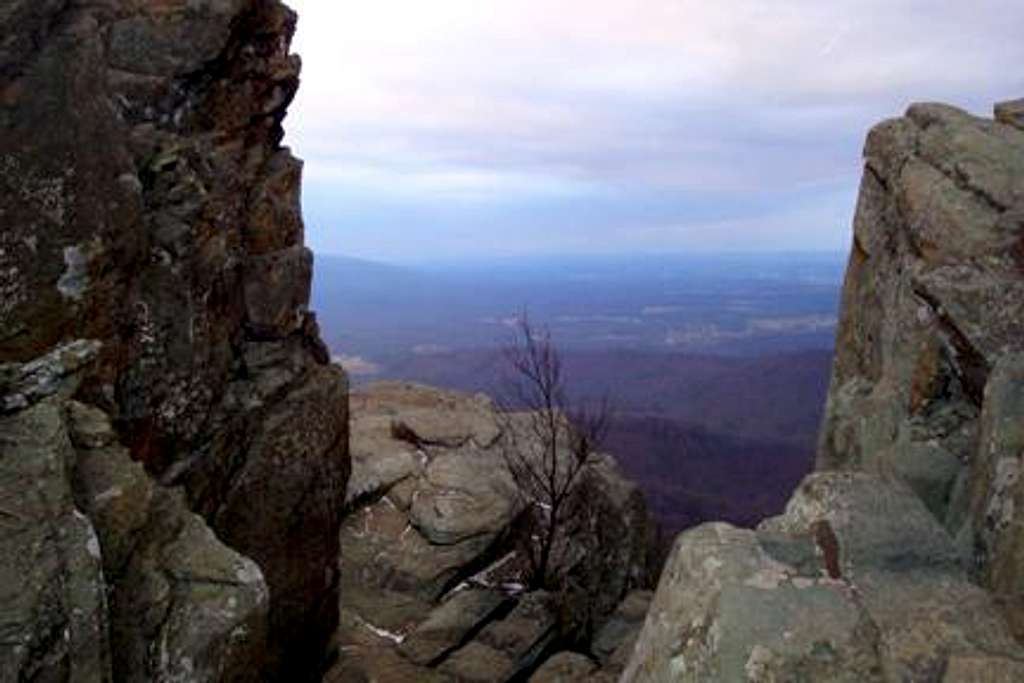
xmin=313 ymin=253 xmax=842 ymax=534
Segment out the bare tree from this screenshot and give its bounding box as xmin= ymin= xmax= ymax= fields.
xmin=496 ymin=315 xmax=612 ymax=590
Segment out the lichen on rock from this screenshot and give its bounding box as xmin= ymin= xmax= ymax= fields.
xmin=1 ymin=1 xmax=348 ymax=680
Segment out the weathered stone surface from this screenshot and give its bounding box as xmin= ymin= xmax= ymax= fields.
xmin=340 ymin=493 xmax=495 ymax=603
xmin=133 ymin=499 xmax=267 ymax=683
xmin=0 ymin=1 xmax=349 ymax=679
xmin=621 ymin=473 xmax=1024 ymax=682
xmin=760 ymin=472 xmax=965 ymax=573
xmin=336 ymin=382 xmax=654 ymax=680
xmin=996 ymin=98 xmax=1024 ymax=131
xmin=411 ymin=448 xmax=518 ymax=545
xmin=399 ymin=589 xmax=510 ymax=665
xmin=243 ymin=245 xmax=313 ymax=339
xmin=438 ymin=641 xmax=516 ymax=682
xmin=968 ymin=354 xmax=1024 ymax=639
xmin=821 ymin=102 xmax=1024 ymax=470
xmin=354 ymin=381 xmax=502 ymax=448
xmin=528 ymin=652 xmax=598 ymax=682
xmin=621 ymin=522 xmax=880 ymax=682
xmin=0 ymin=340 xmax=102 ymax=412
xmin=68 ymin=399 xmax=268 ymax=683
xmin=817 ymin=100 xmax=1024 ymax=645
xmin=0 ymin=363 xmax=110 ymax=682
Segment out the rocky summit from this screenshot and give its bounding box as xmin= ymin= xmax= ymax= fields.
xmin=617 ymin=101 xmax=1024 ymax=681
xmin=3 ymin=0 xmax=1024 ymax=681
xmin=1 ymin=1 xmax=347 ymax=680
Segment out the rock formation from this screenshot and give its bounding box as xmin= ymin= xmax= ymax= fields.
xmin=819 ymin=100 xmax=1024 ymax=635
xmin=8 ymin=0 xmax=1020 ymax=680
xmin=619 ymin=100 xmax=1024 ymax=681
xmin=325 ymin=382 xmax=654 ymax=682
xmin=0 ymin=1 xmax=348 ymax=680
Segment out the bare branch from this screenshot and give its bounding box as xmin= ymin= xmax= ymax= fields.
xmin=494 ymin=312 xmax=615 ymax=589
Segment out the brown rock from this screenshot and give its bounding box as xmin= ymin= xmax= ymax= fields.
xmin=438 ymin=641 xmax=517 ymax=682
xmin=996 ymin=98 xmax=1024 ymax=131
xmin=0 ymin=1 xmax=349 ymax=679
xmin=529 ymin=652 xmax=598 ymax=682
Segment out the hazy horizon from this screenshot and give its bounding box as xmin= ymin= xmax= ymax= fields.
xmin=313 ymin=247 xmax=849 ymax=269
xmin=285 ymin=0 xmax=1024 ymax=263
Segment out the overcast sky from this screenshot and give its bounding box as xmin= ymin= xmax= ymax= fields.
xmin=284 ymin=0 xmax=1024 ymax=264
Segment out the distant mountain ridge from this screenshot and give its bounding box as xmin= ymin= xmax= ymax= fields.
xmin=313 ymin=251 xmax=845 ymax=359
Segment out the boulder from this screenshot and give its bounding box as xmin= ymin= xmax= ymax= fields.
xmin=411 ymin=448 xmax=518 ymax=545
xmin=620 ymin=472 xmax=1024 ymax=682
xmin=352 ymin=381 xmax=502 ymax=448
xmin=340 ymin=494 xmax=497 ymax=603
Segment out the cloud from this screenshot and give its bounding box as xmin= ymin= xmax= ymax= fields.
xmin=331 ymin=354 xmax=381 ymax=376
xmin=284 ymin=0 xmax=1024 ymax=260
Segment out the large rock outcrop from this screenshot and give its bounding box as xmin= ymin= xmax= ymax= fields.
xmin=326 ymin=382 xmax=653 ymax=682
xmin=622 ymin=473 xmax=1024 ymax=681
xmin=0 ymin=1 xmax=348 ymax=680
xmin=818 ymin=100 xmax=1024 ymax=635
xmin=620 ymin=100 xmax=1024 ymax=681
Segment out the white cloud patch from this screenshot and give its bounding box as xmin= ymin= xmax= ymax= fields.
xmin=332 ymin=354 xmax=381 ymax=376
xmin=284 ymin=0 xmax=1024 ymax=259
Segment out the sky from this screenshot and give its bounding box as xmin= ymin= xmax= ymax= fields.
xmin=284 ymin=0 xmax=1024 ymax=264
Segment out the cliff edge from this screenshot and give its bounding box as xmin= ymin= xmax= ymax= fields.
xmin=0 ymin=1 xmax=348 ymax=680
xmin=620 ymin=100 xmax=1024 ymax=681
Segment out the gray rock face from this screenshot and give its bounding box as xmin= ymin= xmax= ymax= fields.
xmin=621 ymin=100 xmax=1024 ymax=681
xmin=0 ymin=380 xmax=110 ymax=683
xmin=330 ymin=382 xmax=654 ymax=682
xmin=622 ymin=473 xmax=1024 ymax=682
xmin=69 ymin=400 xmax=268 ymax=683
xmin=1 ymin=344 xmax=269 ymax=682
xmin=0 ymin=1 xmax=348 ymax=679
xmin=968 ymin=354 xmax=1024 ymax=638
xmin=817 ymin=100 xmax=1024 ymax=639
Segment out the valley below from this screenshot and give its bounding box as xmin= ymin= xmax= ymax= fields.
xmin=313 ymin=252 xmax=843 ymax=534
